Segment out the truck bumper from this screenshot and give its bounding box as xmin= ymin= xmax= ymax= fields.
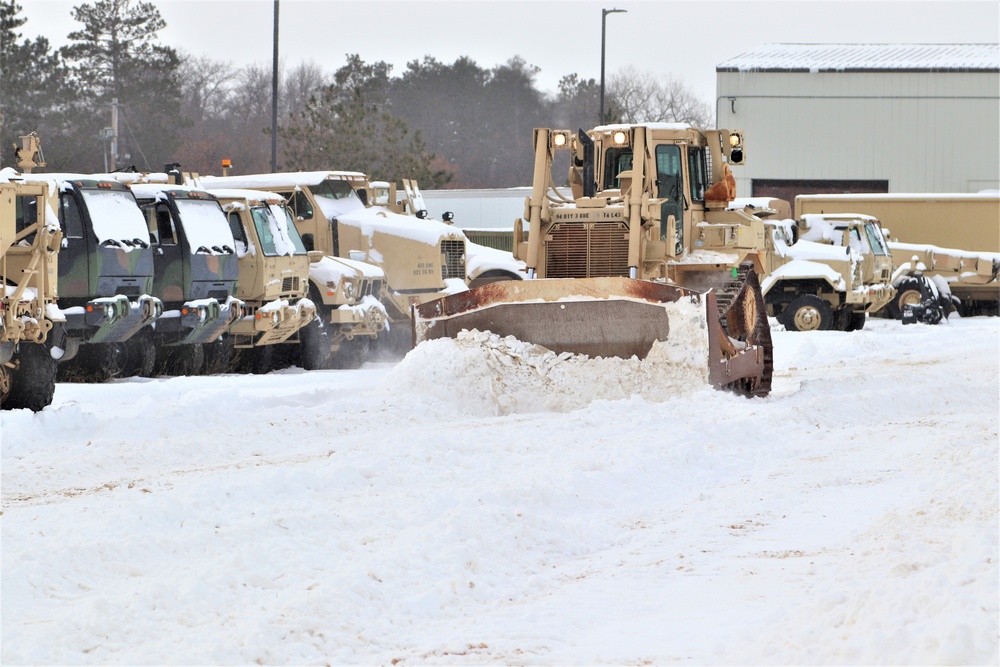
xmin=68 ymin=294 xmax=163 ymax=344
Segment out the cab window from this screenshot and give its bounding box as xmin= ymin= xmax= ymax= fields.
xmin=288 ymin=190 xmax=314 ymax=220
xmin=59 ymin=194 xmax=85 ymax=239
xmin=655 ymin=145 xmax=683 ymax=201
xmin=602 ymin=147 xmax=633 ymax=190
xmin=687 ymin=146 xmax=707 ymax=202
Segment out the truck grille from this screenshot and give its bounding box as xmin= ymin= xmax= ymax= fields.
xmin=440 ymin=240 xmax=466 ymax=280
xmin=281 ymin=276 xmax=300 ymax=293
xmin=545 ymin=222 xmax=630 ymax=278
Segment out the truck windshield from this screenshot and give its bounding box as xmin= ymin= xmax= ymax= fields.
xmin=174 ymin=198 xmax=236 ymax=254
xmin=268 ymin=204 xmax=308 ymax=255
xmin=79 ymin=188 xmax=150 ymax=249
xmin=864 ymin=223 xmax=890 ymax=256
xmin=310 ymin=179 xmax=364 ymax=219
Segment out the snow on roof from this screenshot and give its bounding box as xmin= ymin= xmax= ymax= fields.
xmin=717 ymin=43 xmax=1000 ymax=73
xmin=200 ymin=171 xmax=368 ymax=190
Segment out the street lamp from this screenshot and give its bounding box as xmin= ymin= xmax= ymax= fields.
xmin=600 ymin=7 xmax=627 ymax=125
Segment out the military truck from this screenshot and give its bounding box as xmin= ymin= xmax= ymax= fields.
xmin=415 ymin=123 xmax=773 ymax=397
xmin=209 ymin=188 xmax=319 ymax=372
xmin=267 ymin=196 xmax=388 ymax=368
xmin=367 ymin=177 xmax=527 ymax=289
xmin=18 ymin=173 xmax=163 ymax=381
xmin=752 ymin=208 xmax=896 ymax=331
xmin=200 ymin=171 xmax=467 ymax=352
xmin=796 ymin=193 xmax=1000 ymax=317
xmin=125 ymin=182 xmax=244 ymax=374
xmin=0 ymin=175 xmax=62 ymax=411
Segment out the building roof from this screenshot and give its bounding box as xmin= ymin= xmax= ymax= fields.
xmin=717 ymin=43 xmax=999 ymax=73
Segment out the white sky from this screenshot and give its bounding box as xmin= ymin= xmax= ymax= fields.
xmin=17 ymin=0 xmax=1000 ymax=105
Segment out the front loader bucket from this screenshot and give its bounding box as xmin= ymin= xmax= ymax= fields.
xmin=413 ymin=274 xmax=772 ymax=397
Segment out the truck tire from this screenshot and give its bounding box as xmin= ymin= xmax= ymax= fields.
xmin=122 ymin=330 xmax=156 ymax=377
xmin=2 ymin=343 xmax=57 ymax=411
xmin=59 ymin=342 xmax=126 ymax=383
xmin=331 ymin=335 xmax=370 ymax=369
xmin=845 ymin=311 xmax=867 ymax=331
xmin=781 ymin=294 xmax=834 ymax=332
xmin=201 ymin=339 xmax=232 ymax=375
xmin=156 ymin=344 xmax=205 ymax=376
xmin=889 ymin=277 xmax=932 ymax=319
xmin=299 ymin=319 xmax=333 ymax=370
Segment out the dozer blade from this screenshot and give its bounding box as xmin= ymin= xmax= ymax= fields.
xmin=412 ymin=273 xmax=772 ymax=397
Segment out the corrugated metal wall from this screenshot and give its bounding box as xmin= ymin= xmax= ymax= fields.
xmin=715 ymin=70 xmax=1000 ymax=194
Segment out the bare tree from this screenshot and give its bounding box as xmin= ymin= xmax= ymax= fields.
xmin=608 ymin=65 xmax=712 ymax=128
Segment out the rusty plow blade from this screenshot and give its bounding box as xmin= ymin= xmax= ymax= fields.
xmin=412 ymin=276 xmax=772 ymax=397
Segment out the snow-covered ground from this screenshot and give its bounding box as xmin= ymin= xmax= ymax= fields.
xmin=2 ymin=316 xmax=997 ymax=665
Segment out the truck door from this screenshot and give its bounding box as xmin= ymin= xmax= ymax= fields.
xmin=57 ymin=191 xmax=92 ymax=298
xmin=150 ymin=202 xmax=185 ymax=303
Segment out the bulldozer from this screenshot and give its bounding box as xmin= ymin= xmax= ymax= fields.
xmin=413 ymin=123 xmax=773 ymax=398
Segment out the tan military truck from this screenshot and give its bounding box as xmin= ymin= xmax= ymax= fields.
xmin=760 ymin=213 xmax=896 ymax=331
xmin=368 ymin=178 xmax=527 ymax=289
xmin=415 ymin=123 xmax=774 ymax=397
xmin=201 ymin=171 xmax=467 ymax=351
xmin=210 ymin=188 xmax=318 ymax=372
xmin=796 ymin=193 xmax=1000 ymax=317
xmin=1 ymin=174 xmax=63 ymax=411
xmin=267 ymin=197 xmax=388 ymax=368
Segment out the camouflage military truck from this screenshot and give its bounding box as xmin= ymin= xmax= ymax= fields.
xmin=127 ymin=182 xmax=244 ymax=374
xmin=0 ymin=174 xmax=62 ymax=411
xmin=210 ymin=188 xmax=318 ymax=373
xmin=200 ymin=172 xmax=467 ymax=352
xmin=19 ymin=173 xmax=162 ymax=381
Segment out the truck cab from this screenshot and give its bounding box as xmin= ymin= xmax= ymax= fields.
xmin=201 ymin=171 xmax=468 ymax=350
xmin=128 ymin=183 xmax=244 ymax=373
xmin=759 ymin=213 xmax=896 ymax=331
xmin=210 ymin=188 xmax=317 ymax=372
xmin=20 ymin=174 xmax=162 ymax=381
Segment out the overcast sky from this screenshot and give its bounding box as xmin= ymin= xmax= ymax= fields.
xmin=18 ymin=0 xmax=1000 ymax=105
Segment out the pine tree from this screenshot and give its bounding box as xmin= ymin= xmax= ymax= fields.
xmin=0 ymin=1 xmax=69 ymax=168
xmin=281 ymin=55 xmax=450 ymax=187
xmin=60 ymin=0 xmax=185 ymax=171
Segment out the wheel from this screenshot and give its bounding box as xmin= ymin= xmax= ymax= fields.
xmin=0 ymin=364 xmax=11 ymax=406
xmin=889 ymin=277 xmax=932 ymax=319
xmin=58 ymin=342 xmax=126 ymax=383
xmin=331 ymin=335 xmax=370 ymax=369
xmin=121 ymin=330 xmax=156 ymax=377
xmin=845 ymin=311 xmax=866 ymax=331
xmin=155 ymin=344 xmax=205 ymax=376
xmin=2 ymin=343 xmax=57 ymax=411
xmin=781 ymin=294 xmax=834 ymax=332
xmin=299 ymin=319 xmax=333 ymax=370
xmin=234 ymin=345 xmax=274 ymax=374
xmin=201 ymin=339 xmax=232 ymax=375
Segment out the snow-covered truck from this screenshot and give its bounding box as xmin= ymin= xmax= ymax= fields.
xmin=208 ymin=189 xmax=319 ymax=373
xmin=18 ymin=173 xmax=163 ymax=381
xmin=795 ymin=193 xmax=1000 ymax=317
xmin=758 ymin=212 xmax=896 ymax=331
xmin=201 ymin=172 xmax=467 ymax=352
xmin=0 ymin=174 xmax=62 ymax=411
xmin=367 ymin=178 xmax=527 ymax=288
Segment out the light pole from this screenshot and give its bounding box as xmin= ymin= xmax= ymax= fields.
xmin=600 ymin=7 xmax=627 ymax=125
xmin=270 ymin=0 xmax=279 ymax=172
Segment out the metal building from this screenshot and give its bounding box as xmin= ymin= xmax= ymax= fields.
xmin=715 ymin=43 xmax=1000 ymax=208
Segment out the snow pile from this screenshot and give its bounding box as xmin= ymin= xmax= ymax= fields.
xmin=1 ymin=317 xmax=997 ymax=665
xmin=391 ymin=300 xmax=710 ymax=416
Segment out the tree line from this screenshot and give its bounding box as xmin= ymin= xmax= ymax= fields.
xmin=0 ymin=0 xmax=713 ymax=188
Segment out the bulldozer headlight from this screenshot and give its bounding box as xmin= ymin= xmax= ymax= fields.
xmin=552 ymin=131 xmax=569 ymax=148
xmin=612 ymin=131 xmax=628 ymax=146
xmin=729 ymin=132 xmax=741 ymax=147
